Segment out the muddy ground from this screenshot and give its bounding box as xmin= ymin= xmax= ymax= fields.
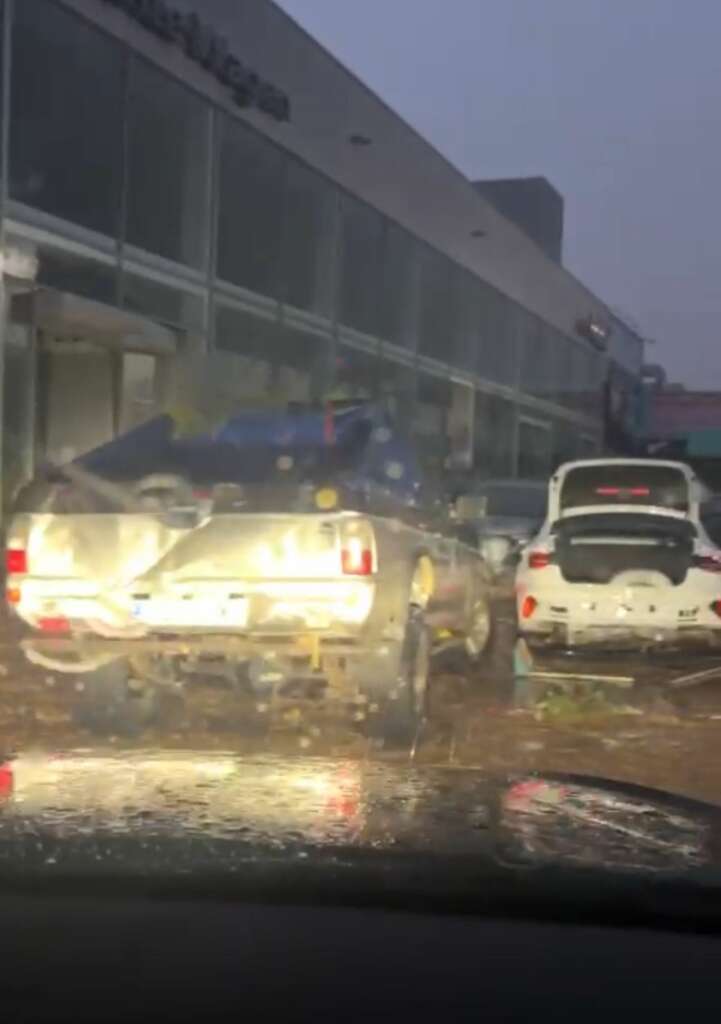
xmin=3 ymin=603 xmax=721 ymax=805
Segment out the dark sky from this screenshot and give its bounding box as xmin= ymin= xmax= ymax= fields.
xmin=276 ymin=0 xmax=721 ymax=387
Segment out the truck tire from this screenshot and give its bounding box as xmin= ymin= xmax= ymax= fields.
xmin=72 ymin=661 xmax=164 ymax=738
xmin=464 ymin=594 xmax=495 ymax=663
xmin=437 ymin=594 xmax=495 ymax=674
xmin=359 ymin=605 xmax=431 ymax=749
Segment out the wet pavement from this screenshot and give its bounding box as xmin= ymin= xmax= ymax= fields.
xmin=3 ymin=603 xmax=721 ymax=806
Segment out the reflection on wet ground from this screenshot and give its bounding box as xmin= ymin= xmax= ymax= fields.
xmin=3 ymin=605 xmax=721 ymax=805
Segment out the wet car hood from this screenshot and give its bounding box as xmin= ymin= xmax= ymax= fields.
xmin=1 ymin=751 xmax=720 ymax=919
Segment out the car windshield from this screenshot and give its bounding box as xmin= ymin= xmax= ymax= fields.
xmin=2 ymin=0 xmax=721 ymax=920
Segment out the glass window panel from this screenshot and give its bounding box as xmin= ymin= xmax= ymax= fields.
xmin=280 ymin=159 xmax=335 ymax=314
xmin=126 ymin=58 xmax=210 ymax=269
xmin=474 ymin=392 xmax=515 ymax=477
xmin=380 ymin=224 xmax=417 ymax=348
xmin=588 ymin=350 xmax=605 ymax=419
xmin=214 ymin=305 xmax=330 ymax=405
xmin=339 ymin=196 xmax=384 ymax=337
xmin=518 ymin=419 xmax=553 ymax=479
xmin=419 ymin=250 xmax=455 ymax=362
xmin=274 ymin=324 xmax=332 ymax=404
xmin=379 ymin=352 xmax=415 ymax=430
xmin=452 ymin=271 xmax=481 ymax=373
xmin=120 ymin=353 xmax=158 ymax=434
xmin=214 ymin=304 xmax=278 ymax=402
xmin=332 ymin=343 xmax=379 ymax=402
xmin=448 ymin=381 xmax=475 ymax=470
xmin=35 ymin=243 xmax=117 ymax=305
xmin=121 ymin=272 xmax=203 ymax=331
xmin=551 ymin=416 xmax=583 ymax=469
xmin=476 ymin=282 xmax=517 ymax=385
xmin=11 ymin=0 xmax=125 ymax=236
xmin=520 ymin=317 xmax=561 ymax=401
xmin=567 ymin=343 xmax=588 ymax=413
xmin=415 ymin=372 xmax=452 ymax=479
xmin=3 ymin=318 xmax=34 ymax=512
xmin=217 ymin=117 xmax=285 ymax=296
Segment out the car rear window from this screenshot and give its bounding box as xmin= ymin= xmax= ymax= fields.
xmin=560 ymin=465 xmax=690 ymax=512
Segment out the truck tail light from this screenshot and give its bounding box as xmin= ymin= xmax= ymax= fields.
xmin=693 ymin=554 xmax=721 ymax=573
xmin=711 ymin=601 xmax=721 ymax=619
xmin=0 ymin=762 xmax=13 ymax=802
xmin=340 ymin=522 xmax=375 ymax=576
xmin=341 ymin=537 xmax=373 ymax=576
xmin=528 ymin=550 xmax=551 ymax=570
xmin=6 ymin=548 xmax=27 ymax=575
xmin=521 ymin=596 xmax=538 ymax=620
xmin=38 ymin=617 xmax=70 ymax=635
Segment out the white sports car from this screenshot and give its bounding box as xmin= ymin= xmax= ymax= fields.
xmin=515 ymin=458 xmax=721 ymax=649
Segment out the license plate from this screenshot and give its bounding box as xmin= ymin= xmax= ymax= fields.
xmin=46 ymin=598 xmax=100 ymax=619
xmin=132 ymin=599 xmax=248 ymax=628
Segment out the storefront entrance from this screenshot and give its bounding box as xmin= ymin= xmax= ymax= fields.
xmin=2 ymin=288 xmax=176 ymax=515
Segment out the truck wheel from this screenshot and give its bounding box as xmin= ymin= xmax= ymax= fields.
xmin=72 ymin=661 xmax=164 ymax=738
xmin=437 ymin=595 xmax=495 ymax=674
xmin=464 ymin=595 xmax=495 ymax=663
xmin=361 ymin=606 xmax=431 ymax=749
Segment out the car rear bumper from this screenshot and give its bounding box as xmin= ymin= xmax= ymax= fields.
xmin=516 ymin=571 xmax=721 ymax=647
xmin=519 ymin=621 xmax=721 ymax=649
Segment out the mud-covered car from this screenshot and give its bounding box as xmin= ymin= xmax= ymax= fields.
xmin=515 ymin=458 xmax=721 ymax=649
xmin=7 ymin=404 xmax=494 ymax=742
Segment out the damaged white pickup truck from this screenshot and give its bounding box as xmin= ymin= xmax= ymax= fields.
xmin=516 ymin=458 xmax=721 ymax=650
xmin=7 ymin=403 xmax=494 ymax=743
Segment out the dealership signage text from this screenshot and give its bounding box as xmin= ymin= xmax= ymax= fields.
xmin=101 ymin=0 xmax=290 ymax=122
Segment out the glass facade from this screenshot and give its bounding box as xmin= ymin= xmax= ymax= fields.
xmin=125 ymin=58 xmax=210 ymax=269
xmin=0 ymin=0 xmax=607 ymax=500
xmin=11 ymin=0 xmax=125 ymax=236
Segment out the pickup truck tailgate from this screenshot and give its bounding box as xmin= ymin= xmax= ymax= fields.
xmin=10 ymin=513 xmax=188 ymax=590
xmin=145 ymin=515 xmax=345 ymax=582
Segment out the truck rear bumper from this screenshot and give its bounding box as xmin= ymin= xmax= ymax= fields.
xmin=11 ymin=577 xmax=377 ymax=638
xmin=21 ymin=631 xmax=379 ymax=676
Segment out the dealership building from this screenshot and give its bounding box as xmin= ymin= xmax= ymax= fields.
xmin=0 ymin=0 xmax=643 ymax=511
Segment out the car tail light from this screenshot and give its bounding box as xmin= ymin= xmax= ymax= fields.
xmin=6 ymin=586 xmax=21 ymax=606
xmin=0 ymin=762 xmax=13 ymax=802
xmin=693 ymin=554 xmax=721 ymax=573
xmin=528 ymin=550 xmax=551 ymax=570
xmin=711 ymin=601 xmax=721 ymax=619
xmin=37 ymin=617 xmax=70 ymax=635
xmin=521 ymin=596 xmax=538 ymax=620
xmin=341 ymin=537 xmax=373 ymax=576
xmin=6 ymin=548 xmax=27 ymax=575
